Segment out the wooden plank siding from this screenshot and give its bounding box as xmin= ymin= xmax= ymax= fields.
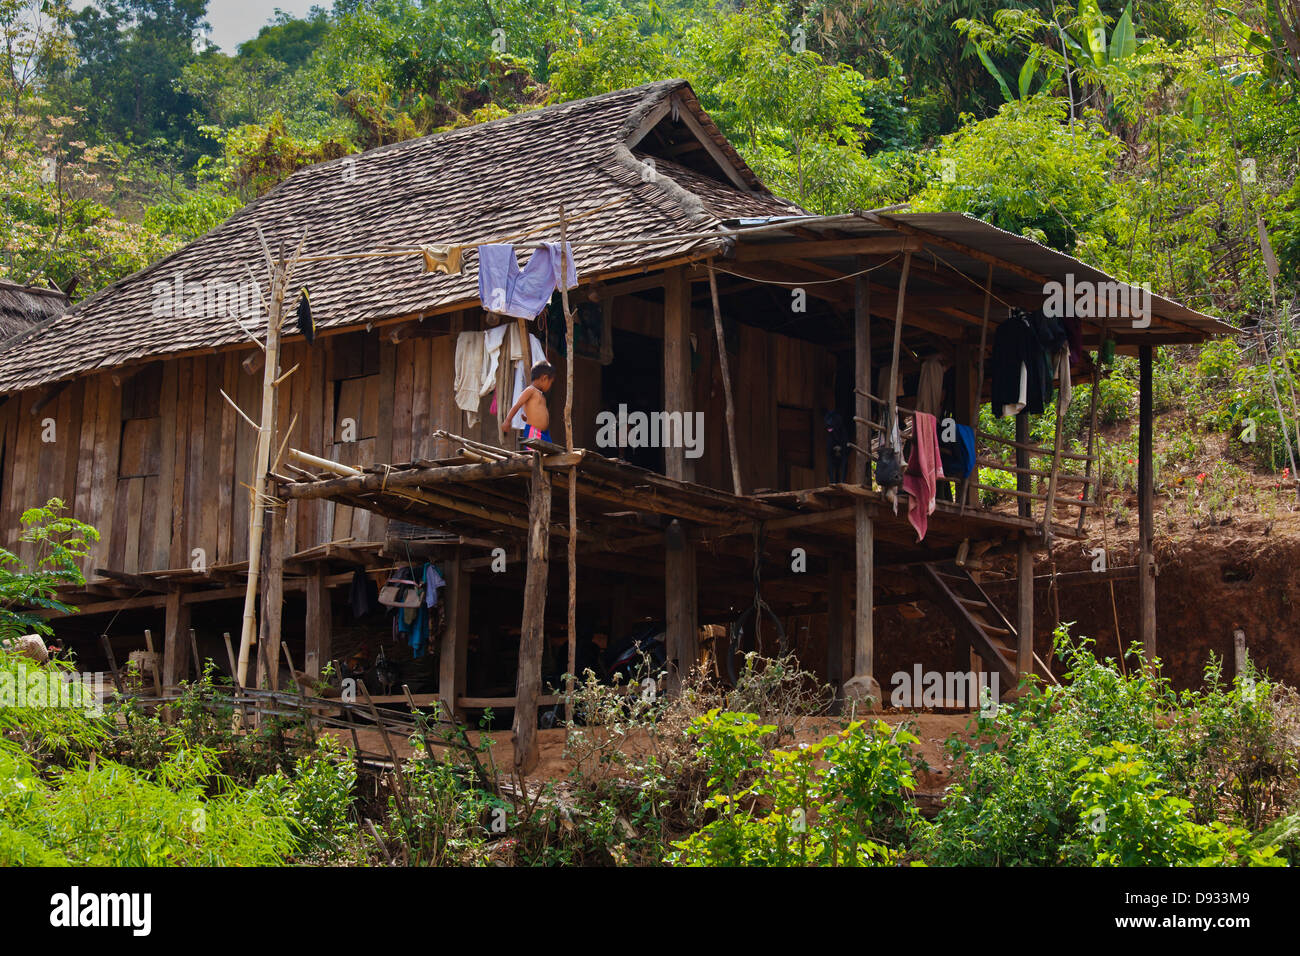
xmin=0 ymin=304 xmax=833 ymax=577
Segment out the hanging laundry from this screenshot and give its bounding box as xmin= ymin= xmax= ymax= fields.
xmin=422 ymin=244 xmax=463 ymax=276
xmin=480 ymin=324 xmax=509 ymax=397
xmin=916 ymin=356 xmax=946 ymax=416
xmin=296 ymin=288 xmax=316 ymax=343
xmin=424 ymin=563 xmax=446 ymax=608
xmin=903 ymin=411 xmax=945 ymax=542
xmin=992 ymin=308 xmax=1063 ymax=418
xmin=477 ymin=242 xmax=577 ymax=320
xmin=349 ymin=567 xmax=378 ymax=618
xmin=481 ymin=323 xmax=547 ymax=434
xmin=453 ymin=330 xmax=484 ymax=427
xmin=1055 ymin=347 xmax=1073 ymax=413
xmin=1063 ymin=315 xmax=1083 ymax=365
xmin=939 ymin=423 xmax=976 ymax=480
xmin=390 ymin=565 xmax=431 ymax=658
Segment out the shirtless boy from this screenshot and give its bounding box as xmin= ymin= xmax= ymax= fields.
xmin=502 ymin=361 xmax=555 ymax=443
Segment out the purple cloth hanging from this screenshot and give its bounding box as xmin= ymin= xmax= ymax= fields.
xmin=477 ymin=243 xmax=577 ymax=320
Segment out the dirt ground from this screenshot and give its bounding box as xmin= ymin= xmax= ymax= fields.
xmin=329 ymin=711 xmax=976 ymax=789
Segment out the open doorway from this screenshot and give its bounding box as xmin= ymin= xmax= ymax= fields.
xmin=600 ymin=326 xmax=664 ymax=473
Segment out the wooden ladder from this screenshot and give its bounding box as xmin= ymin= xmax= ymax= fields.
xmin=920 ymin=561 xmax=1059 ymax=690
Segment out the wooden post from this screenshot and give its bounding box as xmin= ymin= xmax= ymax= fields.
xmin=844 ymin=261 xmax=880 ymax=707
xmin=827 ymin=556 xmax=852 ymax=699
xmin=854 ymin=259 xmax=872 ymax=486
xmin=1017 ymin=534 xmax=1034 ymax=682
xmin=558 ymin=208 xmax=578 ymax=725
xmin=439 ymin=549 xmax=470 ymax=721
xmin=664 ymin=518 xmax=698 ymax=695
xmin=1015 ymin=411 xmax=1031 ymax=518
xmin=512 ymin=453 xmax=551 ymax=776
xmin=161 ymin=594 xmax=190 ymax=692
xmin=304 ymin=566 xmax=331 ymax=680
xmin=844 ymin=507 xmax=879 ymax=707
xmin=968 ymin=264 xmax=994 ymax=507
xmin=663 ymin=267 xmax=693 ymax=482
xmin=258 ymin=500 xmax=286 ymax=690
xmin=1138 ymin=344 xmax=1156 ymax=663
xmin=707 ymin=262 xmax=743 ymax=494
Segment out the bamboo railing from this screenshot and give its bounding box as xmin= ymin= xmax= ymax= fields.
xmin=850 ymin=387 xmax=1102 ymax=536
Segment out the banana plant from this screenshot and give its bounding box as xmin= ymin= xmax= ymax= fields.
xmin=1217 ymin=4 xmax=1300 ymax=92
xmin=973 ymin=44 xmax=1062 ymax=103
xmin=1058 ymin=0 xmax=1151 ymax=69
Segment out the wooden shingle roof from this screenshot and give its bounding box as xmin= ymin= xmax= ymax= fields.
xmin=0 ymin=79 xmax=799 ymax=392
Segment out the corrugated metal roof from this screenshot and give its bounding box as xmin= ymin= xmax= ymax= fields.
xmin=732 ymin=211 xmax=1232 ymax=340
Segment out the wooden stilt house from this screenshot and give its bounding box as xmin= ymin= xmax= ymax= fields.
xmin=0 ymin=80 xmax=1230 ymax=770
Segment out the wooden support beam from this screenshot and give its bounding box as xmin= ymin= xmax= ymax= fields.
xmin=664 ymin=519 xmax=698 ymax=695
xmin=304 ymin=565 xmax=331 ymax=680
xmin=161 ymin=589 xmax=191 ymax=691
xmin=439 ymin=550 xmax=471 ymax=722
xmin=1016 ymin=412 xmax=1031 ymax=519
xmin=258 ymin=501 xmax=287 ymax=690
xmin=843 ymin=504 xmax=880 ymax=707
xmin=854 ymin=258 xmax=871 ymax=486
xmin=827 ymin=556 xmax=852 ymax=699
xmin=1138 ymin=344 xmax=1156 ymax=663
xmin=663 ymin=266 xmax=693 ymax=482
xmin=1017 ymin=535 xmax=1034 ymax=682
xmin=512 ymin=454 xmax=552 ymax=777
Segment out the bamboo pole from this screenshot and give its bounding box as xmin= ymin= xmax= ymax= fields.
xmin=559 ymin=206 xmax=577 ymax=727
xmin=1041 ymin=359 xmax=1068 ymax=543
xmin=236 ymin=237 xmax=300 ymax=688
xmin=1076 ymin=319 xmax=1106 ymax=535
xmin=886 ymin=252 xmax=912 ymax=434
xmin=707 ymin=261 xmax=744 ymax=495
xmin=961 ymin=264 xmax=994 ymax=512
xmin=1259 ymin=331 xmax=1300 ymax=499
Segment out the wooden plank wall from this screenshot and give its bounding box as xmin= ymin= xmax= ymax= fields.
xmin=0 ymin=297 xmax=833 ymax=578
xmin=0 ymin=310 xmax=484 ymax=576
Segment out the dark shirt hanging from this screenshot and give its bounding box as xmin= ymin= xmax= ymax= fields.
xmin=992 ymin=308 xmax=1065 ymax=418
xmin=349 ymin=567 xmax=378 ymax=618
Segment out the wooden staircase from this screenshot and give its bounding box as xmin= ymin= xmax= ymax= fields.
xmin=920 ymin=561 xmax=1058 ymax=690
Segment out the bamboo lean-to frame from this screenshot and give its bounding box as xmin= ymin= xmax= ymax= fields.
xmin=236 ymin=232 xmax=304 ymax=688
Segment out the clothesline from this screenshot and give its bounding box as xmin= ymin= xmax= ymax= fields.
xmin=709 ymin=256 xmax=901 ymax=287
xmin=282 ymin=204 xmax=913 ymax=266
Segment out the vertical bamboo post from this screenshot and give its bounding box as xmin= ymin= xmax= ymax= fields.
xmin=1076 ymin=319 xmax=1106 ymax=535
xmin=853 ymin=258 xmax=872 ymax=486
xmin=236 ymin=238 xmax=297 ymax=688
xmin=886 ymin=252 xmax=912 ymax=433
xmin=1041 ymin=365 xmax=1067 ymax=543
xmin=1017 ymin=534 xmax=1034 ymax=682
xmin=1138 ymin=344 xmax=1157 ymax=666
xmin=559 ymin=207 xmax=577 ymax=725
xmin=707 ymin=261 xmax=744 ymax=495
xmin=962 ymin=264 xmax=994 ymax=510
